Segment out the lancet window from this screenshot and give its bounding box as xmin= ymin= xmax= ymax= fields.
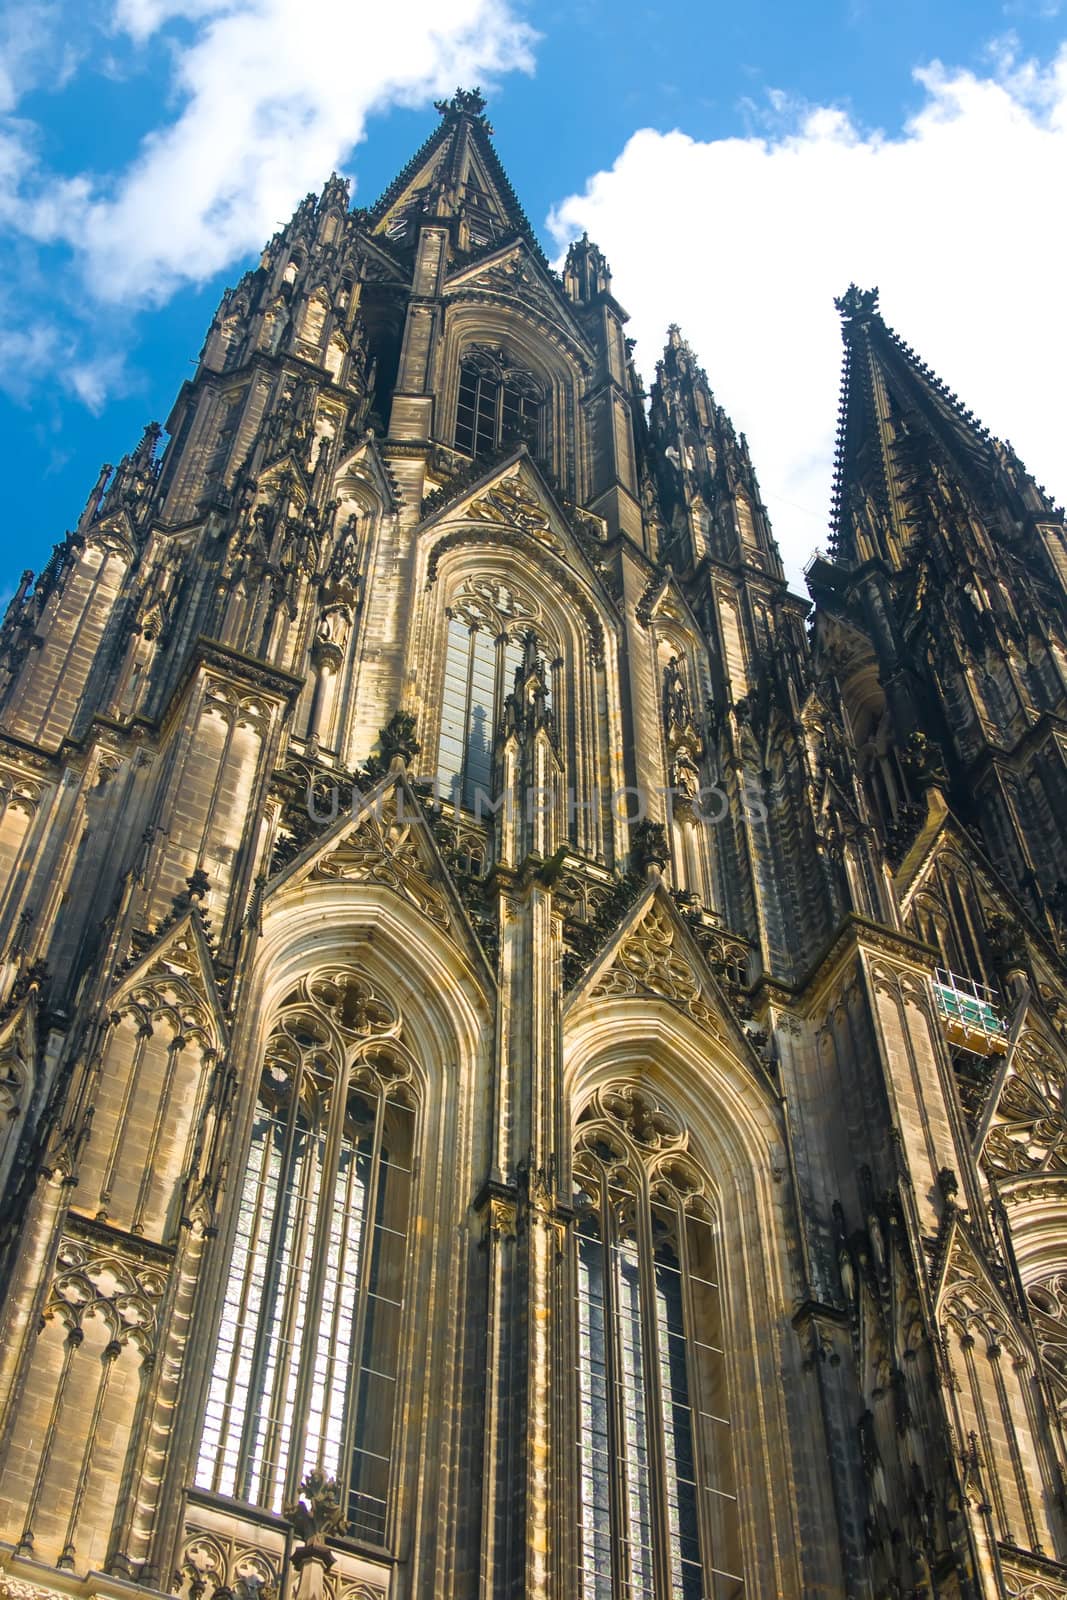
xmin=437 ymin=578 xmax=552 ymax=812
xmin=195 ymin=970 xmax=417 ymax=1546
xmin=572 ymin=1084 xmax=744 ymax=1600
xmin=454 ymin=346 xmax=545 ymax=460
xmin=941 ymin=1290 xmax=1051 ymax=1554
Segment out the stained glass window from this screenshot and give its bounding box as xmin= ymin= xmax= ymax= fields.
xmin=574 ymin=1088 xmax=745 ymax=1599
xmin=454 ymin=347 xmax=544 ymax=460
xmin=437 ymin=612 xmax=530 ymax=813
xmin=195 ymin=971 xmax=416 ymax=1546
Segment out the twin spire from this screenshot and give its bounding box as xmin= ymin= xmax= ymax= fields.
xmin=827 ymin=279 xmax=1057 ymax=569
xmin=90 ymin=89 xmax=1057 ymax=587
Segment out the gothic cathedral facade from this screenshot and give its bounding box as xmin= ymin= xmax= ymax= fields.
xmin=1 ymin=89 xmax=1066 ymax=1600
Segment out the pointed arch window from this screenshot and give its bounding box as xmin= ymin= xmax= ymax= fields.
xmin=573 ymin=1085 xmax=744 ymax=1600
xmin=195 ymin=970 xmax=417 ymax=1546
xmin=437 ymin=582 xmax=553 ymax=812
xmin=454 ymin=346 xmax=545 ymax=460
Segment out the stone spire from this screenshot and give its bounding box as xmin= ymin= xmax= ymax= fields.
xmin=648 ymin=324 xmax=784 ymax=577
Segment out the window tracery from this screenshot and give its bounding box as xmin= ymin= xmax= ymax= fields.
xmin=572 ymin=1083 xmax=744 ymax=1599
xmin=941 ymin=1284 xmax=1047 ymax=1554
xmin=437 ymin=576 xmax=554 ymax=812
xmin=982 ymin=1031 xmax=1067 ymax=1178
xmin=454 ymin=346 xmax=545 ymax=460
xmin=905 ymin=857 xmax=997 ymax=991
xmin=195 ymin=969 xmax=417 ymax=1545
xmin=1027 ymin=1272 xmax=1067 ymax=1422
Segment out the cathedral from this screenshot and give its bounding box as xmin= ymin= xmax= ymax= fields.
xmin=2 ymin=86 xmax=1067 ymax=1600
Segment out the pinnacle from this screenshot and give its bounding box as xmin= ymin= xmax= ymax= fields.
xmin=318 ymin=171 xmax=351 ymax=210
xmin=563 ymin=232 xmax=613 ymax=302
xmin=834 ymin=283 xmax=879 ymax=316
xmin=657 ymin=324 xmax=709 ymax=387
xmin=825 ymin=287 xmax=1049 ymax=564
xmin=834 ymin=283 xmax=880 ymax=336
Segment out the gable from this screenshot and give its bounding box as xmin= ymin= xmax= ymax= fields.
xmin=331 ymin=431 xmax=401 ymax=514
xmin=900 ymin=815 xmax=1061 ymax=995
xmin=934 ymin=1210 xmax=1028 ymax=1343
xmin=419 ymin=452 xmax=617 ymax=645
xmin=114 ymin=911 xmax=228 ymax=1053
xmin=371 ymin=141 xmax=452 ymax=245
xmin=566 ymin=882 xmax=764 ymax=1067
xmin=444 ymin=241 xmax=591 ymax=360
xmin=265 ymin=771 xmax=495 ymax=985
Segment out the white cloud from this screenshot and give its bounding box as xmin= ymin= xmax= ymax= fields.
xmin=0 ymin=2 xmax=64 ymax=112
xmin=0 ymin=312 xmax=129 ymax=408
xmin=113 ymin=0 xmax=233 ymax=39
xmin=68 ymin=351 xmax=129 ymax=412
xmin=548 ymin=44 xmax=1067 ymax=587
xmin=0 ymin=322 xmax=63 ymax=400
xmin=8 ymin=0 xmax=535 ymax=304
xmin=0 ymin=0 xmax=534 ymax=409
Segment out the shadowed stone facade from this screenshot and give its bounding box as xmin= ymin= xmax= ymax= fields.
xmin=1 ymin=88 xmax=1067 ymax=1600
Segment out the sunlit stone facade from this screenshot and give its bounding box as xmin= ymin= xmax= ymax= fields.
xmin=1 ymin=88 xmax=1067 ymax=1600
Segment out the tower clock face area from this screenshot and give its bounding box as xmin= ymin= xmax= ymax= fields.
xmin=0 ymin=88 xmax=1065 ymax=1600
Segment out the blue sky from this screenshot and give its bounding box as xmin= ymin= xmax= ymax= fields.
xmin=1 ymin=0 xmax=1065 ymax=593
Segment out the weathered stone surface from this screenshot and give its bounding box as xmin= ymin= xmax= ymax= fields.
xmin=0 ymin=94 xmax=1065 ymax=1600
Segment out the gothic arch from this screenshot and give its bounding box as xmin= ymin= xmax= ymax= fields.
xmin=1021 ymin=1256 xmax=1067 ymax=1442
xmin=744 ymin=711 xmax=831 ymax=975
xmin=296 ymin=286 xmax=331 ymax=355
xmin=436 ymin=299 xmax=590 ymax=485
xmin=48 ymin=917 xmax=227 ymax=1245
xmin=0 ymin=763 xmax=49 ymax=944
xmin=909 ymin=887 xmax=951 ymax=960
xmin=938 ymin=1260 xmax=1063 ymax=1559
xmin=184 ymin=883 xmax=493 ymax=1564
xmin=440 ymin=293 xmax=592 ymax=386
xmin=409 ymin=531 xmax=623 ymax=862
xmin=562 ymin=1000 xmax=806 ymax=1597
xmin=252 ymin=877 xmax=492 ymax=1099
xmin=194 ymin=963 xmax=418 ymax=1534
xmin=0 ymin=1233 xmax=166 ymax=1571
xmin=904 ymin=845 xmax=1001 ymax=990
xmin=1004 ymin=1178 xmax=1067 ymax=1285
xmin=979 ymin=1014 xmax=1067 ymax=1472
xmin=650 ymin=617 xmax=714 ymax=904
xmin=653 ymin=623 xmax=709 ymax=709
xmin=0 ymin=987 xmax=38 ymax=1219
xmin=292 ymin=464 xmax=388 ymax=756
xmin=1000 ymin=1176 xmax=1067 ymax=1445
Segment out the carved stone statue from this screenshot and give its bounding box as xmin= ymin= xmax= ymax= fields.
xmin=283 ymin=1471 xmax=347 ymax=1600
xmin=663 ymin=656 xmax=692 ymax=732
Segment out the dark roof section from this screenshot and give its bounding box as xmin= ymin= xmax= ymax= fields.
xmin=361 ymin=88 xmax=551 ymax=271
xmin=827 ymin=284 xmax=1046 ymax=563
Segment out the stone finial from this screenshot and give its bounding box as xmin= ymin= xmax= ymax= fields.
xmin=284 ymin=1468 xmax=347 ymax=1543
xmin=937 ymin=1166 xmax=959 ymax=1208
xmin=834 ymin=283 xmax=880 ymax=325
xmin=900 ymin=730 xmax=948 ymax=793
xmin=631 ymin=818 xmax=669 ymax=880
xmin=170 ymin=869 xmax=211 ymax=917
xmin=562 ymin=232 xmax=612 ymax=303
xmin=283 ymin=1471 xmax=347 ymax=1600
xmin=378 ymin=710 xmax=420 ymax=772
xmin=433 ymin=87 xmax=492 ymax=131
